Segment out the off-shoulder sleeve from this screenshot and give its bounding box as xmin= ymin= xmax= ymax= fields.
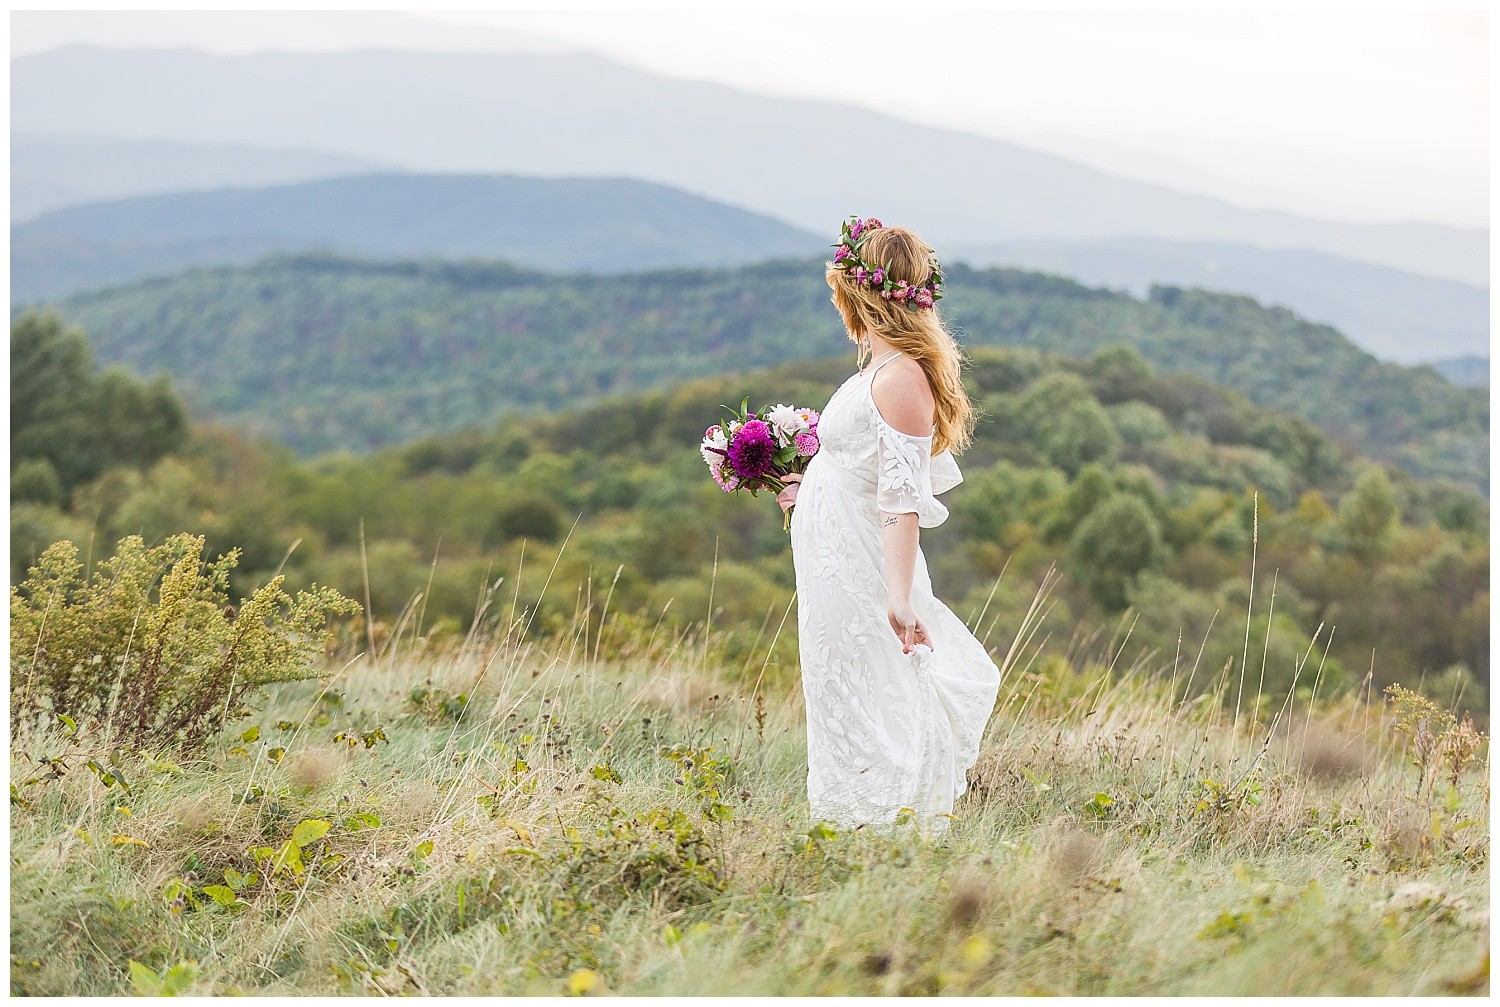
xmin=875 ymin=419 xmax=963 ymax=528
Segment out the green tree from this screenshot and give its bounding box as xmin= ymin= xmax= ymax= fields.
xmin=1085 ymin=342 xmax=1154 ymax=404
xmin=11 ymin=311 xmax=96 ymax=488
xmin=10 ymin=311 xmax=187 ymax=492
xmin=1043 ymin=463 xmax=1114 ymax=543
xmin=1339 ymin=467 xmax=1399 ymax=556
xmin=11 ymin=459 xmax=64 ymax=507
xmin=1068 ymin=494 xmax=1166 ymax=610
xmin=1016 ymin=373 xmax=1121 ymax=476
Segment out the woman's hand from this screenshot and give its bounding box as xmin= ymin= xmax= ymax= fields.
xmin=887 ymin=598 xmax=933 ymax=653
xmin=776 ymin=473 xmax=803 ymax=513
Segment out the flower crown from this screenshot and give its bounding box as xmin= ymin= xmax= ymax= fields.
xmin=829 ymin=215 xmax=944 ymax=310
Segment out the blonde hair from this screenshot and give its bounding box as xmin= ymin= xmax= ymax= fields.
xmin=826 ymin=225 xmax=975 ymax=455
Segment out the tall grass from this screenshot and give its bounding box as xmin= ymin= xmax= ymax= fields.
xmin=9 ymin=549 xmax=1489 ymax=996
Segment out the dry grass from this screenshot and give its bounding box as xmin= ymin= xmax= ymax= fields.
xmin=8 ymin=587 xmax=1490 ymax=996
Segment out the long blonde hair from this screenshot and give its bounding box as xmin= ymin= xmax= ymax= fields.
xmin=826 ymin=224 xmax=975 ymax=455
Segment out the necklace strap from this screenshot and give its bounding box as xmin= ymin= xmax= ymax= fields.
xmin=864 ymin=349 xmax=902 ymax=377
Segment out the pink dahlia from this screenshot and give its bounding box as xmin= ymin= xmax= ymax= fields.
xmin=794 ymin=431 xmax=820 ymax=457
xmin=711 ymin=460 xmax=741 ymax=492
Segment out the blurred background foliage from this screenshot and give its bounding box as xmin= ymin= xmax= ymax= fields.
xmin=13 ymin=312 xmax=1487 ymax=718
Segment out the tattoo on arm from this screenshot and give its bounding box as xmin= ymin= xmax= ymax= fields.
xmin=881 ymin=516 xmax=900 ymax=528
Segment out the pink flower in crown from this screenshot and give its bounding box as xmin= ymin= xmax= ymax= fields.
xmin=890 ymin=286 xmax=910 ymax=302
xmin=794 ymin=431 xmax=820 ymax=457
xmin=851 ymin=266 xmax=869 ymax=285
xmin=871 ymin=267 xmax=886 ymax=285
xmin=914 ymin=288 xmax=935 ymax=308
xmin=865 ymin=217 xmax=883 ymax=230
xmin=850 ymin=219 xmax=865 ymax=241
xmin=833 ymin=244 xmax=852 ymax=264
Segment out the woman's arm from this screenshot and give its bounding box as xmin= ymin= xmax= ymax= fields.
xmin=880 ymin=510 xmax=931 ymax=651
xmin=871 ymin=357 xmax=937 ymax=651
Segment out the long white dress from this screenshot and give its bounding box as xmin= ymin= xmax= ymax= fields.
xmin=789 ymin=349 xmax=1002 ymax=836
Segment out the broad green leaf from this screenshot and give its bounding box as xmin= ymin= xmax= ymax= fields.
xmin=290 ymin=819 xmax=331 ymax=847
xmin=202 ymin=885 xmax=238 ymax=906
xmin=161 ymin=961 xmax=200 ymax=995
xmin=271 ymin=839 xmax=304 ymax=877
xmin=128 ymin=960 xmax=161 ymax=996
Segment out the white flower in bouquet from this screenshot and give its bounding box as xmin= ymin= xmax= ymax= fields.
xmin=765 ymin=403 xmax=807 ymax=441
xmin=700 ymin=424 xmax=729 ymax=470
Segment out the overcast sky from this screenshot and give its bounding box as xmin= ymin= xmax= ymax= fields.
xmin=11 ymin=8 xmax=1489 ymax=230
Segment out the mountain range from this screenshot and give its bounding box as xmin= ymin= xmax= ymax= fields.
xmin=13 ymin=46 xmax=1486 ymax=289
xmin=961 ymin=237 xmax=1488 ymax=365
xmin=10 ymin=169 xmax=1488 ymax=370
xmin=11 ymin=133 xmax=390 ymax=221
xmin=10 ymin=174 xmax=822 ymax=303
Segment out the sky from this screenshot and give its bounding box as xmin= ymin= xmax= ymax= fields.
xmin=10 ymin=8 xmax=1489 ymax=230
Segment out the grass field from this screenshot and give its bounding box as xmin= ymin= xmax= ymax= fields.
xmin=9 ymin=565 xmax=1490 ymax=997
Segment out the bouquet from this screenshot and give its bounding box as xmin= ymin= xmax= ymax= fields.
xmin=701 ymin=398 xmax=821 ymax=531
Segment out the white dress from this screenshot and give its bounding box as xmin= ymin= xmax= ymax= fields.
xmin=789 ymin=349 xmax=1002 ymax=836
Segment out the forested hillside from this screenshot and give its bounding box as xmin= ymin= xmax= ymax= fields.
xmin=53 ymin=255 xmax=1488 ymax=492
xmin=14 ymin=314 xmax=1487 ymax=711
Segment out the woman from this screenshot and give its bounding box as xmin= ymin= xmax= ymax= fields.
xmin=776 ymin=217 xmax=1001 ymax=837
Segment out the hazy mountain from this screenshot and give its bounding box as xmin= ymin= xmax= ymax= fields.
xmin=10 ymin=174 xmax=823 ymax=303
xmin=12 ymin=46 xmax=1486 ymax=287
xmin=48 ymin=254 xmax=1486 ymax=493
xmin=957 ymin=237 xmax=1489 ymax=364
xmin=15 ymin=167 xmax=1482 ymax=365
xmin=11 ymin=133 xmax=390 ymax=221
xmin=1427 ymin=356 xmax=1489 ymax=388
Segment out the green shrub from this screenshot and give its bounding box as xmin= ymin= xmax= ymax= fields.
xmin=494 ymin=494 xmax=563 ymax=543
xmin=10 ymin=533 xmax=358 ymax=750
xmin=11 ymin=458 xmax=64 ymax=507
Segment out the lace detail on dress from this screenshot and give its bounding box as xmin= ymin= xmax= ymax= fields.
xmin=866 ymin=354 xmax=965 ymax=528
xmin=875 ymin=420 xmax=950 ymax=528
